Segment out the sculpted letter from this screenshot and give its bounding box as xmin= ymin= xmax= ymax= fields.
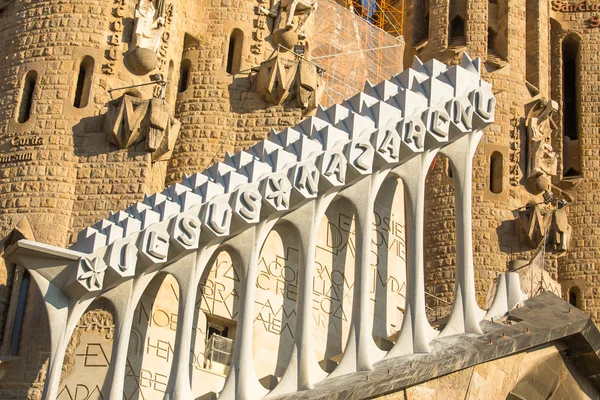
xmin=296 ymin=164 xmax=319 ymax=195
xmin=469 ymin=88 xmax=495 ymax=120
xmin=148 ymin=230 xmax=169 ymax=260
xmin=378 ymin=129 xmax=400 ymax=160
xmin=323 ymin=152 xmax=346 ymax=184
xmin=239 ymin=189 xmax=261 ymax=220
xmin=177 ymin=216 xmax=201 ymax=247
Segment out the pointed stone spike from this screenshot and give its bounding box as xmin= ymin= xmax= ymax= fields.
xmin=197 ymin=180 xmax=225 ymax=202
xmin=285 ymin=134 xmax=323 ymax=161
xmin=442 ymin=65 xmax=481 ymax=96
xmin=224 ymin=150 xmax=257 ymax=170
xmin=202 ymin=162 xmax=236 ymax=182
xmin=155 ymin=199 xmax=181 ymax=220
xmin=367 ymin=101 xmax=404 ymax=128
xmin=296 ymin=116 xmax=329 ymax=137
xmin=178 ymin=190 xmax=203 ymax=211
xmin=109 ymin=210 xmax=130 ymax=224
xmin=267 ymin=148 xmax=298 ymax=171
xmin=183 ymin=172 xmax=209 ymax=190
xmin=393 ymin=68 xmax=428 ymax=90
xmin=363 ymin=79 xmax=374 ymax=92
xmin=472 ymin=57 xmax=481 ymax=75
xmin=221 ymin=170 xmax=249 ymax=192
xmin=270 ymin=127 xmax=302 ymax=148
xmin=418 ymin=77 xmax=455 ymax=106
xmin=461 ymin=52 xmax=479 ymax=76
xmin=126 ymin=202 xmax=151 ymax=217
xmin=143 ymin=192 xmax=168 ymax=208
xmin=317 ymin=104 xmax=351 ymax=125
xmin=313 ymin=125 xmax=349 ymax=149
xmin=365 ymin=80 xmax=401 ymax=102
xmin=93 ymin=219 xmax=114 ymax=232
xmin=422 ymin=58 xmax=449 ymax=79
xmin=335 ymin=113 xmax=376 ymax=139
xmin=342 ymin=92 xmax=378 ymax=114
xmin=249 ymin=139 xmax=282 ymax=159
xmin=100 ymin=223 xmax=124 ymax=244
xmin=74 ymin=227 xmax=107 ymax=253
xmin=163 ymin=183 xmax=191 ymax=200
xmin=239 ymin=158 xmax=273 ymax=182
xmin=411 ymin=55 xmax=425 ymax=71
xmin=390 ymin=89 xmax=428 ymax=118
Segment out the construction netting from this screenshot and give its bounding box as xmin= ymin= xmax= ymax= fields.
xmin=312 ymin=0 xmax=405 ymax=107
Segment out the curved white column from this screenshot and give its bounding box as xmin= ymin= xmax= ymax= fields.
xmin=387 ymin=151 xmax=439 ymax=357
xmin=219 ymin=221 xmax=276 ymax=400
xmin=439 ymin=131 xmax=485 ymax=337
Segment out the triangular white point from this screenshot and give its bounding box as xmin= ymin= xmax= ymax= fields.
xmin=461 ymin=52 xmax=479 ymax=76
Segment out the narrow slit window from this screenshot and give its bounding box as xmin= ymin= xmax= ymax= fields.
xmin=562 ymin=34 xmax=581 ymax=177
xmin=412 ymin=0 xmax=430 ymax=45
xmin=227 ymin=29 xmax=244 ymax=75
xmin=489 ymin=151 xmax=503 ymax=194
xmin=525 ymin=0 xmax=539 ymax=87
xmin=18 ymin=71 xmax=37 ymax=123
xmin=178 ymin=59 xmax=191 ymax=93
xmin=73 ymin=56 xmax=94 ymax=108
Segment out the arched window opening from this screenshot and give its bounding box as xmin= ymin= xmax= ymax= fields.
xmin=18 ymin=70 xmax=37 ymax=123
xmin=178 ymin=58 xmax=191 ymax=93
xmin=568 ymin=286 xmax=581 ymax=309
xmin=489 ymin=151 xmax=503 ymax=194
xmin=73 ymin=56 xmax=94 ymax=108
xmin=449 ymin=15 xmax=465 ymax=46
xmin=226 ymin=29 xmax=244 ymax=75
xmin=562 ymin=34 xmax=581 ymax=177
xmin=412 ymin=0 xmax=430 ymax=45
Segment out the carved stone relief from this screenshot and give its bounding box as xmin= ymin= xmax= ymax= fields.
xmin=104 ymin=94 xmax=181 ymax=161
xmin=255 ymin=55 xmax=322 ymax=112
xmin=516 ymin=204 xmax=571 ymax=254
xmin=58 ymin=310 xmax=114 ymax=400
xmin=126 ymin=0 xmax=167 ymax=75
xmin=525 ymin=98 xmax=559 ymax=194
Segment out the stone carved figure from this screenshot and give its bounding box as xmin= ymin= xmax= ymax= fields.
xmin=258 ymin=0 xmax=317 ymax=39
xmin=133 ymin=0 xmax=165 ymax=53
xmin=127 ymin=0 xmax=166 ymax=75
xmin=255 ymin=55 xmax=322 ymax=111
xmin=104 ymin=94 xmax=181 ymax=161
xmin=525 ymin=98 xmax=559 ymax=194
xmin=516 ymin=203 xmax=572 ymax=254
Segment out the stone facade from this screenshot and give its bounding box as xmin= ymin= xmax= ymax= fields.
xmin=403 ymin=0 xmax=593 ymax=320
xmin=0 ymin=0 xmax=598 ymax=398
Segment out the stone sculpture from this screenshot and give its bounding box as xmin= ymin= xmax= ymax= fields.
xmin=5 ymin=55 xmax=501 ymax=400
xmin=258 ymin=0 xmax=317 ymax=40
xmin=104 ymin=94 xmax=181 ymax=161
xmin=525 ymin=98 xmax=559 ymax=194
xmin=127 ymin=0 xmax=166 ymax=74
xmin=516 ymin=202 xmax=572 ymax=253
xmin=255 ymin=55 xmax=322 ymax=111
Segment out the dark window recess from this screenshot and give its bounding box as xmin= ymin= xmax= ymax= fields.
xmin=226 ymin=29 xmax=244 ymax=75
xmin=73 ymin=56 xmax=94 ymax=108
xmin=562 ymin=35 xmax=581 ymax=177
xmin=178 ymin=59 xmax=191 ymax=93
xmin=18 ymin=71 xmax=37 ymax=123
xmin=489 ymin=151 xmax=503 ymax=194
xmin=449 ymin=16 xmax=465 ymax=43
xmin=568 ymin=286 xmax=581 ymax=309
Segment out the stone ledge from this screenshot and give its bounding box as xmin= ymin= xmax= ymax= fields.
xmin=275 ymin=292 xmax=600 ymax=399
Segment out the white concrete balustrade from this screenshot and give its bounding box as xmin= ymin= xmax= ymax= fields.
xmin=5 ymin=54 xmax=498 ymax=400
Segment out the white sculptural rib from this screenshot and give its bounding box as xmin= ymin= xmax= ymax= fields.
xmin=4 ymin=54 xmax=500 ymax=400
